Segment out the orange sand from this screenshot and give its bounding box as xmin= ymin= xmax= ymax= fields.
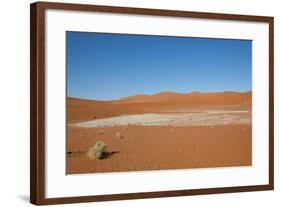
xmin=66 ymin=91 xmax=252 ymax=174
xmin=67 ymin=91 xmax=251 ymax=123
xmin=67 ymin=124 xmax=251 ymax=174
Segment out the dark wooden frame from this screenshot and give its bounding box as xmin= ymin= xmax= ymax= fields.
xmin=30 ymin=1 xmax=274 ymax=205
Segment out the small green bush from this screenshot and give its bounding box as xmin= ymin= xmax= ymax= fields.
xmin=87 ymin=141 xmax=107 ymax=160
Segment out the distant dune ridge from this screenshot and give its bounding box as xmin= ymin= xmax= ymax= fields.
xmin=67 ymin=91 xmax=251 ymax=123
xmin=116 ymin=91 xmax=251 ymax=105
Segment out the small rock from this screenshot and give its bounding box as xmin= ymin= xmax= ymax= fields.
xmin=97 ymin=129 xmax=106 ymax=135
xmin=115 ymin=132 xmax=124 ymax=139
xmin=81 ymin=131 xmax=85 ymax=136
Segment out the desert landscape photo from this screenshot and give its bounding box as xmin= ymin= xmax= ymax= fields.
xmin=66 ymin=32 xmax=252 ymax=174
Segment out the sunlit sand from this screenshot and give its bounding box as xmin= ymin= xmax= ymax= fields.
xmin=70 ymin=109 xmax=251 ymax=128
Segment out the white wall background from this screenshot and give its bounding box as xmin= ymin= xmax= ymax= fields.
xmin=0 ymin=0 xmax=279 ymax=206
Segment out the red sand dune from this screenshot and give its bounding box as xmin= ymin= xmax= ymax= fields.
xmin=67 ymin=98 xmax=119 ymax=122
xmin=67 ymin=91 xmax=251 ymax=122
xmin=117 ymin=91 xmax=251 ymax=105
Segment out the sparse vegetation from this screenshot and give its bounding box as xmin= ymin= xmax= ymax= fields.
xmin=87 ymin=141 xmax=107 ymax=160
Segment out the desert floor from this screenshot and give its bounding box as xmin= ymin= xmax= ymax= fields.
xmin=67 ymin=110 xmax=251 ymax=174
xmin=66 ymin=92 xmax=252 ymax=174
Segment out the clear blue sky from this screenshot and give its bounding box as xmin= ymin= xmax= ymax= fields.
xmin=66 ymin=32 xmax=252 ymax=100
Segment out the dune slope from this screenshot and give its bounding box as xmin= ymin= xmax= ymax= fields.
xmin=67 ymin=91 xmax=251 ymax=122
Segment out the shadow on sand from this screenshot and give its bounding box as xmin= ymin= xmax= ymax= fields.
xmin=100 ymin=151 xmax=120 ymax=160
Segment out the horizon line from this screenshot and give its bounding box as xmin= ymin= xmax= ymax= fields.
xmin=67 ymin=90 xmax=252 ymax=102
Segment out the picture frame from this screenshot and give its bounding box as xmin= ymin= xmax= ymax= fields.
xmin=30 ymin=1 xmax=274 ymax=205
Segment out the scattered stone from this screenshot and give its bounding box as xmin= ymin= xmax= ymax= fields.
xmin=92 ymin=115 xmax=97 ymax=119
xmin=115 ymin=132 xmax=124 ymax=139
xmin=80 ymin=131 xmax=85 ymax=136
xmin=97 ymin=129 xmax=106 ymax=135
xmin=87 ymin=141 xmax=107 ymax=160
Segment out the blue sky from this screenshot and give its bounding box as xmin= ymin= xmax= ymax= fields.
xmin=66 ymin=32 xmax=252 ymax=100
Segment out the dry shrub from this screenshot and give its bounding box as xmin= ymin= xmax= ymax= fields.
xmin=87 ymin=141 xmax=107 ymax=160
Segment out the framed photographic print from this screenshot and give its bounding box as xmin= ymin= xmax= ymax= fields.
xmin=30 ymin=1 xmax=274 ymax=205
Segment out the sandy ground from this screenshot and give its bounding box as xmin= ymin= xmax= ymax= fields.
xmin=67 ymin=124 xmax=252 ymax=174
xmin=67 ymin=91 xmax=251 ymax=123
xmin=66 ymin=91 xmax=252 ymax=174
